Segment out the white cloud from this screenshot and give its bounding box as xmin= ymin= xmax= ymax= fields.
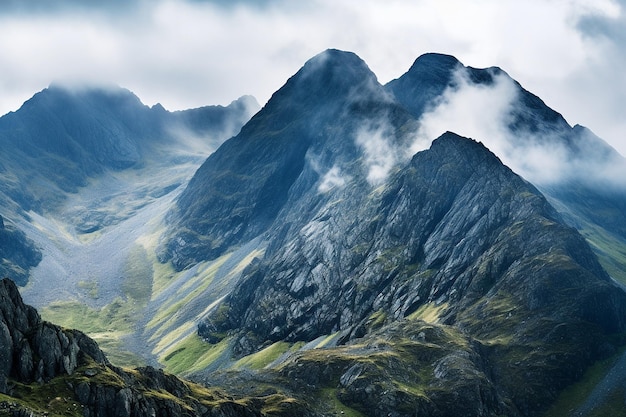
xmin=318 ymin=166 xmax=348 ymax=193
xmin=0 ymin=0 xmax=624 ymax=157
xmin=415 ymin=66 xmax=626 ymax=188
xmin=413 ymin=68 xmax=518 ymax=157
xmin=354 ymin=122 xmax=399 ymax=186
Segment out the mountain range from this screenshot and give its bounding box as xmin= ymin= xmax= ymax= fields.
xmin=1 ymin=49 xmax=626 ymax=416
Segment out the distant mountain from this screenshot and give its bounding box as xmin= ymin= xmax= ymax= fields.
xmin=0 ymin=85 xmax=257 ymax=286
xmin=158 ymin=49 xmax=626 ymax=416
xmin=0 ymin=84 xmax=258 ymax=213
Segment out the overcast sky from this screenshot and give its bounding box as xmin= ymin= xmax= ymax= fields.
xmin=0 ymin=0 xmax=624 ymax=154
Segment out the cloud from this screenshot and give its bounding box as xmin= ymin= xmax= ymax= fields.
xmin=318 ymin=166 xmax=348 ymax=193
xmin=354 ymin=120 xmax=405 ymax=186
xmin=0 ymin=0 xmax=140 ymax=14
xmin=415 ymin=66 xmax=626 ymax=189
xmin=0 ymin=0 xmax=624 ymax=157
xmin=412 ymin=68 xmax=518 ymax=158
xmin=306 ymin=154 xmax=350 ymax=193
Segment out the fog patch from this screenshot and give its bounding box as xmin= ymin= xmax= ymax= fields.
xmin=307 ymin=154 xmax=350 ymax=193
xmin=318 ymin=166 xmax=348 ymax=192
xmin=412 ymin=67 xmax=517 ymax=158
xmin=414 ymin=66 xmax=626 ymax=189
xmin=355 ymin=121 xmax=398 ymax=186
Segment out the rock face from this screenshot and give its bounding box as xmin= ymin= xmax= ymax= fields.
xmin=161 ymin=50 xmax=626 ymax=416
xmin=0 ymin=277 xmax=105 ymax=393
xmin=159 ymin=49 xmax=417 ymax=270
xmin=0 ymin=278 xmax=304 ymax=416
xmin=0 ymin=218 xmax=41 ymax=286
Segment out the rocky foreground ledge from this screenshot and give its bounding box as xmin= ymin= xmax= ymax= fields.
xmin=0 ymin=278 xmax=305 ymax=417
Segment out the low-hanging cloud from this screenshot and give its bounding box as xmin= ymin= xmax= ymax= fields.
xmin=354 ymin=121 xmax=399 ymax=186
xmin=413 ymin=67 xmax=518 ymax=158
xmin=306 ymin=154 xmax=351 ymax=193
xmin=318 ymin=166 xmax=348 ymax=193
xmin=414 ymin=66 xmax=626 ymax=189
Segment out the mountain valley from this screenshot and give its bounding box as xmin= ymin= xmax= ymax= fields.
xmin=1 ymin=50 xmax=626 ymax=416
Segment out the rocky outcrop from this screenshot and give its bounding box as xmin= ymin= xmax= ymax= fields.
xmin=0 ymin=278 xmax=305 ymax=416
xmin=0 ymin=277 xmax=109 ymax=393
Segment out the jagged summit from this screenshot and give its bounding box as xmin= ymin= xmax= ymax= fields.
xmin=243 ymin=48 xmax=384 ymax=135
xmin=159 ymin=48 xmax=415 ymax=270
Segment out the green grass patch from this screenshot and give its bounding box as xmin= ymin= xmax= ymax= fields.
xmin=407 ymin=302 xmax=448 ymax=323
xmin=160 ymin=334 xmax=231 ymax=375
xmin=367 ymin=309 xmax=387 ymax=331
xmin=318 ymin=388 xmax=365 ymax=417
xmin=2 ymin=379 xmax=83 ymax=417
xmin=121 ymin=244 xmax=153 ymax=304
xmin=146 ymin=255 xmax=230 ymax=333
xmin=77 ymin=280 xmax=99 ymax=299
xmin=315 ymin=332 xmax=339 ymax=349
xmin=234 ymin=342 xmax=291 ymax=370
xmin=0 ymin=359 xmax=125 ymax=417
xmin=579 ymin=223 xmax=626 ymax=285
xmin=152 ymin=321 xmax=195 ymax=356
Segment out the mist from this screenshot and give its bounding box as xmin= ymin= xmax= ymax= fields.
xmin=354 ymin=121 xmax=399 ymax=186
xmin=413 ymin=67 xmax=626 ymax=190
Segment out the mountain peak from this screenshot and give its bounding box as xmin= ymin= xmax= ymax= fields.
xmin=408 ymin=52 xmax=462 ymax=74
xmin=262 ymin=48 xmax=381 ymax=113
xmin=303 ymin=48 xmax=370 ymax=73
xmin=385 ymin=52 xmax=462 ymax=117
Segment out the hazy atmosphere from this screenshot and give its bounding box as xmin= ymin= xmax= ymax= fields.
xmin=0 ymin=0 xmax=625 ymax=154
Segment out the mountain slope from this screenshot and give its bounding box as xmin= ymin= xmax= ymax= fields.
xmin=158 ymin=49 xmax=416 ymax=270
xmin=0 ymin=85 xmax=258 ymax=288
xmin=0 ymin=215 xmax=41 ymax=286
xmin=156 ymin=50 xmax=626 ymax=416
xmin=192 ymin=133 xmax=626 ymax=416
xmin=387 ymin=53 xmax=626 ymax=284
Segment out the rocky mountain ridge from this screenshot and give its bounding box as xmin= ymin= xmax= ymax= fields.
xmin=157 ymin=49 xmax=626 ymax=416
